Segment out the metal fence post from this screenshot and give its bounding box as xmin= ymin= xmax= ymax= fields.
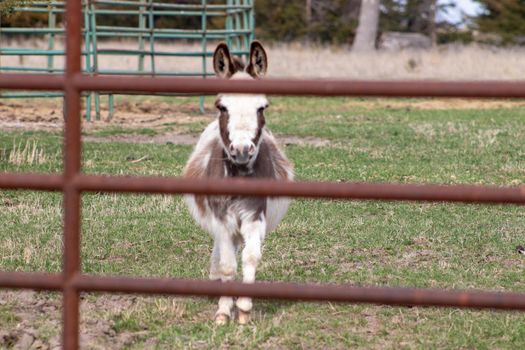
xmin=148 ymin=0 xmax=155 ymax=74
xmin=84 ymin=0 xmax=93 ymax=121
xmin=199 ymin=0 xmax=207 ymax=113
xmin=63 ymin=0 xmax=83 ymax=347
xmin=88 ymin=1 xmax=101 ymax=120
xmin=46 ymin=3 xmax=56 ymax=72
xmin=138 ymin=0 xmax=146 ymax=72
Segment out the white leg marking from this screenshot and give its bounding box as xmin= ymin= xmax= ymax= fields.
xmin=236 ymin=218 xmax=265 ymax=320
xmin=215 ymin=232 xmax=237 ymax=321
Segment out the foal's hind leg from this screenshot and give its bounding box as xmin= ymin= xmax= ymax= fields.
xmin=236 ymin=218 xmax=265 ymax=324
xmin=212 ymin=233 xmax=237 ymax=325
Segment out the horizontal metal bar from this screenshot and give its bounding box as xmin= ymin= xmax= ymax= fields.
xmin=10 ymin=0 xmax=246 ymax=9
xmin=73 ymin=274 xmax=525 ymax=311
xmin=1 ymin=50 xmax=246 ymax=57
xmin=2 ymin=172 xmax=524 ymax=205
xmin=0 ymin=90 xmax=204 ymax=98
xmin=95 ymin=26 xmax=251 ymax=35
xmin=94 ymin=50 xmax=206 ymax=57
xmin=72 ymin=174 xmax=525 ymax=204
xmin=71 ymin=75 xmax=525 ymax=98
xmin=10 ymin=1 xmax=66 ymax=7
xmin=1 ymin=27 xmax=247 ymax=38
xmin=0 ymin=67 xmax=65 ymax=73
xmin=12 ymin=0 xmax=233 ymax=8
xmin=0 ymin=272 xmax=63 ymax=291
xmin=0 ymin=173 xmax=64 ymax=191
xmin=91 ymin=0 xmax=251 ymax=10
xmin=2 ymin=271 xmax=524 ymax=311
xmin=0 ymin=28 xmax=85 ymax=34
xmin=94 ymin=49 xmax=248 ymax=57
xmin=0 ymin=91 xmax=92 ymax=98
xmin=0 ymin=92 xmax=66 ymax=98
xmin=0 ymin=49 xmax=89 ymax=56
xmin=95 ymin=70 xmax=214 ymax=76
xmin=4 ymin=74 xmax=525 ymax=99
xmin=12 ymin=7 xmax=65 ymax=13
xmin=10 ymin=6 xmax=248 ymax=15
xmin=0 ymin=74 xmax=64 ymax=90
xmin=92 ymin=9 xmax=225 ymax=16
xmin=10 ymin=7 xmax=242 ymax=16
xmin=106 ymin=92 xmax=209 ymax=97
xmin=94 ymin=32 xmax=238 ymax=39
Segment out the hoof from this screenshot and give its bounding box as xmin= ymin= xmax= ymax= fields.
xmin=215 ymin=313 xmax=229 ymax=325
xmin=238 ymin=310 xmax=251 ymax=325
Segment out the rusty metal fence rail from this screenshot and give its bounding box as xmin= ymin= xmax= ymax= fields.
xmin=2 ymin=1 xmax=525 ymax=349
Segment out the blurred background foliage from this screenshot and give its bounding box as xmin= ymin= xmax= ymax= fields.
xmin=1 ymin=0 xmax=525 ymax=46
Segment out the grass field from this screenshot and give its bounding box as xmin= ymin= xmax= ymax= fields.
xmin=1 ymin=96 xmax=525 ymax=349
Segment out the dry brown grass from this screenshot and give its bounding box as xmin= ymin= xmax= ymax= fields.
xmin=7 ymin=140 xmax=47 ymax=165
xmin=2 ymin=39 xmax=525 ymax=80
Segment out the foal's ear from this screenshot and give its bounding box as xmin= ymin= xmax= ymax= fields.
xmin=247 ymin=41 xmax=268 ymax=78
xmin=213 ymin=43 xmax=235 ymax=78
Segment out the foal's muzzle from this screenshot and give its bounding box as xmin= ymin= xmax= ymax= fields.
xmin=229 ymin=143 xmax=256 ymax=165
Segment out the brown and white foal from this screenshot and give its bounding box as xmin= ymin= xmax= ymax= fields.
xmin=183 ymin=41 xmax=293 ymax=324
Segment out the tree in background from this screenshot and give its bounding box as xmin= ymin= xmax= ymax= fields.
xmin=405 ymin=0 xmax=437 ymax=35
xmin=307 ymin=0 xmax=360 ymax=43
xmin=254 ymin=0 xmax=307 ymax=41
xmin=352 ymin=0 xmax=380 ymax=51
xmin=1 ymin=0 xmax=50 ymax=27
xmin=255 ymin=0 xmax=360 ymax=44
xmin=380 ymin=0 xmax=441 ymax=43
xmin=0 ymin=0 xmax=36 ymax=15
xmin=473 ymin=0 xmax=525 ymax=44
xmin=351 ymin=0 xmax=439 ymax=51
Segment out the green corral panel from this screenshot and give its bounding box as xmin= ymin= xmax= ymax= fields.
xmin=0 ymin=0 xmax=254 ymax=120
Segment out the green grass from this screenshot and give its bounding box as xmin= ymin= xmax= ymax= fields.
xmin=1 ymin=97 xmax=525 ymax=348
xmin=0 ymin=304 xmax=19 ymax=328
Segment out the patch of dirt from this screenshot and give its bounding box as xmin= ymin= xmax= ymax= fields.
xmin=0 ymin=290 xmax=158 ymax=350
xmin=2 ymin=97 xmax=520 ymax=149
xmin=280 ymin=135 xmax=331 ymax=147
xmin=364 ymin=312 xmax=380 ymax=335
xmin=2 ymin=98 xmax=524 ymax=134
xmin=0 ymin=99 xmax=331 ymax=146
xmin=85 ymin=132 xmax=198 ymax=145
xmin=0 ymin=99 xmax=211 ymax=133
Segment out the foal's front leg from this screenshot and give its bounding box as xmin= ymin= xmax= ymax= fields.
xmin=237 ymin=218 xmax=265 ymax=324
xmin=212 ymin=231 xmax=237 ymax=325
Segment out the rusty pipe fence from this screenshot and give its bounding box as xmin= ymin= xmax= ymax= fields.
xmin=2 ymin=1 xmax=525 ymax=349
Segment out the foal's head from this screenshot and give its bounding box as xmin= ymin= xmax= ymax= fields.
xmin=213 ymin=41 xmax=269 ymax=166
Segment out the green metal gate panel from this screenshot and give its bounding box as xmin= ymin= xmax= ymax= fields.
xmin=0 ymin=0 xmax=255 ymax=120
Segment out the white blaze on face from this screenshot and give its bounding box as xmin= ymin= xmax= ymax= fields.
xmin=220 ymin=94 xmax=267 ymax=144
xmin=218 ymin=72 xmax=268 ymax=163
